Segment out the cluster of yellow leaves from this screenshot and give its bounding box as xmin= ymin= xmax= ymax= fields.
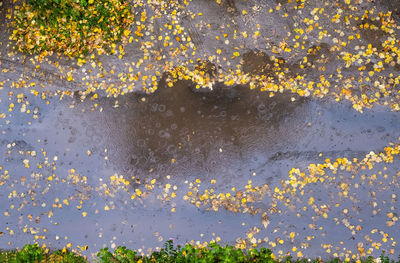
xmin=11 ymin=0 xmax=134 ymax=57
xmin=273 ymin=142 xmax=400 ymax=202
xmin=184 ymin=179 xmax=270 ymax=215
xmin=4 ymin=0 xmax=400 ymax=115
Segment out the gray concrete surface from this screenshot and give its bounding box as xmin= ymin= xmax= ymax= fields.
xmin=1 ymin=0 xmax=400 ymax=261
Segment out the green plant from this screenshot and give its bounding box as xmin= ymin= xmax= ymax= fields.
xmin=1 ymin=242 xmax=400 ymax=263
xmin=15 ymin=244 xmax=44 ymax=262
xmin=96 ymin=240 xmax=278 ymax=263
xmin=53 ymin=249 xmax=87 ymax=263
xmin=97 ymin=247 xmax=138 ymax=263
xmin=379 ymin=251 xmax=400 ymax=263
xmin=0 ymin=250 xmax=17 ymax=263
xmin=0 ymin=244 xmax=86 ymax=263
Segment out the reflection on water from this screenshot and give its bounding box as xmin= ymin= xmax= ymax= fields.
xmin=90 ymin=81 xmax=307 ymax=181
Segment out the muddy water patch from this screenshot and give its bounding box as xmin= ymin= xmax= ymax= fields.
xmin=77 ymin=81 xmax=308 ymax=182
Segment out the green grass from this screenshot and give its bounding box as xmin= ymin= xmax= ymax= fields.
xmin=11 ymin=0 xmax=134 ymax=57
xmin=0 ymin=243 xmax=85 ymax=262
xmin=1 ymin=241 xmax=400 ymax=263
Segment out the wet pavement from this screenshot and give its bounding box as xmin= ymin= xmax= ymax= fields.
xmin=1 ymin=0 xmax=400 ymax=261
xmin=0 ymin=80 xmax=400 ymax=260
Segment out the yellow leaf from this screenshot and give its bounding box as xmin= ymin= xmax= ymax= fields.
xmin=123 ymin=29 xmax=131 ymax=37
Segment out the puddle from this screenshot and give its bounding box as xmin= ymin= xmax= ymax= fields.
xmin=89 ymin=82 xmax=307 ymax=179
